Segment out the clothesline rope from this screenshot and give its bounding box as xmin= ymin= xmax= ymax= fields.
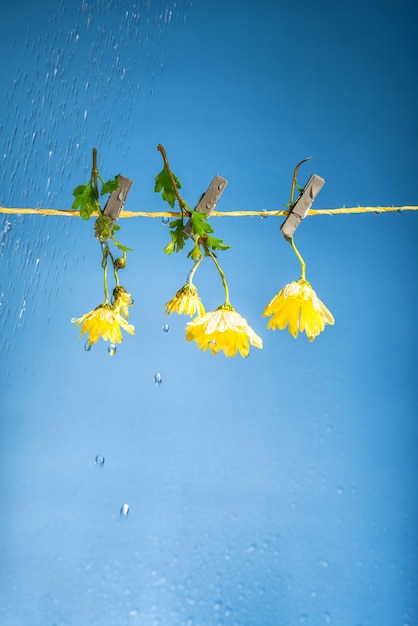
xmin=0 ymin=206 xmax=417 ymax=218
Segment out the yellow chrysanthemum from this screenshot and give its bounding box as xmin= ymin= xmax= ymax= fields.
xmin=113 ymin=286 xmax=134 ymax=319
xmin=263 ymin=279 xmax=334 ymax=341
xmin=186 ymin=303 xmax=262 ymax=357
xmin=72 ymin=303 xmax=135 ymax=348
xmin=164 ymin=283 xmax=205 ymax=318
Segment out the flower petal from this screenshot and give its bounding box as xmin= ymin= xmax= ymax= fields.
xmin=186 ymin=304 xmax=262 ymax=358
xmin=263 ymin=279 xmax=334 ymax=341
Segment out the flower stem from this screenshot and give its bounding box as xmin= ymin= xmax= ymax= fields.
xmin=157 ymin=144 xmax=189 ymax=214
xmin=290 ymin=237 xmax=306 ymax=281
xmin=206 ymin=248 xmax=230 ymax=304
xmin=108 ymin=250 xmax=120 ymax=287
xmin=101 ymin=243 xmax=110 ymax=302
xmin=288 ymin=157 xmax=311 ymax=213
xmin=187 ymin=254 xmax=203 ymax=285
xmin=92 ymin=147 xmax=99 ymax=202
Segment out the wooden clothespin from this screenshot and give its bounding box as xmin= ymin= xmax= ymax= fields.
xmin=183 ymin=175 xmax=228 ymax=238
xmin=103 ymin=174 xmax=133 ymax=223
xmin=280 ymin=174 xmax=325 ymax=240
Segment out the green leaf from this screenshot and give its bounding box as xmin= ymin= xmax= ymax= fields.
xmin=190 ymin=210 xmax=213 ymax=237
xmin=189 ymin=211 xmax=230 ymax=251
xmin=155 ymin=166 xmax=182 ymax=208
xmin=164 ymin=218 xmax=186 ymax=254
xmin=72 ymin=181 xmax=98 ymax=220
xmin=100 ymin=176 xmax=120 ymax=196
xmin=205 ymin=236 xmax=231 ymax=251
xmin=164 ymin=241 xmax=175 ymax=255
xmin=111 ymin=236 xmax=133 ymax=252
xmin=188 ymin=244 xmax=202 ymax=261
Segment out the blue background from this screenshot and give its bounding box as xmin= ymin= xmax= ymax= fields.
xmin=0 ymin=1 xmax=417 ymax=624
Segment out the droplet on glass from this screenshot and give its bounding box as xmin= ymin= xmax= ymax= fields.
xmin=95 ymin=455 xmax=105 ymax=466
xmin=108 ymin=343 xmax=116 ymax=356
xmin=84 ymin=341 xmax=92 ymax=352
xmin=120 ymin=503 xmax=130 ymax=518
xmin=154 ymin=372 xmax=163 ymax=385
xmin=161 ymin=216 xmax=169 ymax=225
xmin=162 ymin=324 xmax=169 ymax=333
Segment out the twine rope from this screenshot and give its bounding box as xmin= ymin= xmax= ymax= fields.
xmin=0 ymin=206 xmax=417 ymax=218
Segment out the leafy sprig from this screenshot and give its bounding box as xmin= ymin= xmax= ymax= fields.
xmin=155 ymin=144 xmax=230 ymax=255
xmin=72 ymin=171 xmax=119 ymax=221
xmin=164 ymin=218 xmax=187 ymax=254
xmin=155 ymin=166 xmax=183 ymax=209
xmin=72 ymin=148 xmax=132 ymax=305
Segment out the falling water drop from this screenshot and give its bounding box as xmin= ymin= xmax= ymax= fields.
xmin=161 ymin=216 xmax=169 ymax=224
xmin=2 ymin=221 xmax=12 ymax=234
xmin=108 ymin=343 xmax=116 ymax=356
xmin=154 ymin=372 xmax=163 ymax=386
xmin=162 ymin=324 xmax=169 ymax=333
xmin=120 ymin=503 xmax=130 ymax=518
xmin=95 ymin=455 xmax=105 ymax=466
xmin=84 ymin=341 xmax=92 ymax=352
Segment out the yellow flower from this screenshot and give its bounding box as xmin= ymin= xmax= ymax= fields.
xmin=263 ymin=279 xmax=334 ymax=341
xmin=186 ymin=303 xmax=262 ymax=357
xmin=72 ymin=303 xmax=135 ymax=348
xmin=164 ymin=283 xmax=205 ymax=318
xmin=113 ymin=286 xmax=134 ymax=319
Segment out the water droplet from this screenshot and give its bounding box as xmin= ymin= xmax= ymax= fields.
xmin=318 ymin=559 xmax=329 ymax=567
xmin=154 ymin=372 xmax=163 ymax=385
xmin=2 ymin=221 xmax=12 ymax=234
xmin=84 ymin=341 xmax=92 ymax=352
xmin=95 ymin=455 xmax=105 ymax=466
xmin=161 ymin=216 xmax=169 ymax=225
xmin=374 ymin=211 xmax=381 ymax=216
xmin=120 ymin=503 xmax=130 ymax=518
xmin=260 ymin=209 xmax=268 ymax=219
xmin=108 ymin=343 xmax=116 ymax=356
xmin=162 ymin=324 xmax=169 ymax=333
xmin=323 ymin=612 xmax=332 ymax=623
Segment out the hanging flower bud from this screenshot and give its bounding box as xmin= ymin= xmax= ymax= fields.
xmin=114 ymin=256 xmax=126 ymax=269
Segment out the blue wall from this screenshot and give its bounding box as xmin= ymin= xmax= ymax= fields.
xmin=1 ymin=1 xmax=417 ymax=624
